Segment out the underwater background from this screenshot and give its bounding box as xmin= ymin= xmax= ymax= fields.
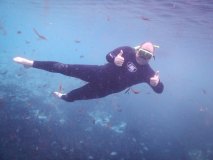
xmin=0 ymin=0 xmax=213 ymax=160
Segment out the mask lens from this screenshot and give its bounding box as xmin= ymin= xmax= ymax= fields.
xmin=138 ymin=49 xmax=153 ymax=60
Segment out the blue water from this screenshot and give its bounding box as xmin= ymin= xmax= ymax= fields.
xmin=1 ymin=0 xmax=213 ymax=160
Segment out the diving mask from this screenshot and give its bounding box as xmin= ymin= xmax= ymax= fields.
xmin=138 ymin=48 xmax=154 ymax=60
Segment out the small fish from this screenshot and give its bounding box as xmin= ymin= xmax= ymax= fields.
xmin=25 ymin=40 xmax=30 ymax=44
xmin=17 ymin=30 xmax=22 ymax=34
xmin=58 ymin=83 xmax=63 ymax=93
xmin=33 ymin=28 xmax=47 ymax=40
xmin=74 ymin=40 xmax=80 ymax=43
xmin=202 ymin=89 xmax=207 ymax=95
xmin=124 ymin=87 xmax=140 ymax=94
xmin=0 ymin=22 xmax=7 ymax=35
xmin=140 ymin=16 xmax=150 ymax=21
xmin=130 ymin=87 xmax=140 ymax=94
xmin=0 ymin=70 xmax=7 ymax=75
xmin=80 ymin=55 xmax=84 ymax=58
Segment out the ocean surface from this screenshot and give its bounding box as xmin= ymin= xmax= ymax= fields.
xmin=0 ymin=0 xmax=213 ymax=160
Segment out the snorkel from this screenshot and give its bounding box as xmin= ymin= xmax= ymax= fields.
xmin=152 ymin=45 xmax=159 ymax=60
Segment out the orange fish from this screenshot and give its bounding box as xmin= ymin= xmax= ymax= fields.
xmin=130 ymin=87 xmax=140 ymax=94
xmin=124 ymin=87 xmax=140 ymax=94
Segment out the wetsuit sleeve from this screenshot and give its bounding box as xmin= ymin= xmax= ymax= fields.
xmin=106 ymin=46 xmax=132 ymax=63
xmin=151 ymin=81 xmax=164 ymax=93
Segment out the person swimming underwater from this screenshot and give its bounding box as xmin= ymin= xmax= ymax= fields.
xmin=13 ymin=42 xmax=163 ymax=102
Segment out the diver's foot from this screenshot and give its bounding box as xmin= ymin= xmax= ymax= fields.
xmin=53 ymin=91 xmax=65 ymax=99
xmin=13 ymin=57 xmax=33 ymax=68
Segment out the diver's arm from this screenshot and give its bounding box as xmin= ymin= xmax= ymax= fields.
xmin=106 ymin=47 xmax=124 ymax=63
xmin=106 ymin=46 xmax=133 ymax=63
xmin=146 ymin=66 xmax=164 ymax=94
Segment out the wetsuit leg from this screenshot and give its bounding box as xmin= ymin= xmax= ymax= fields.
xmin=61 ymin=83 xmax=114 ymax=102
xmin=33 ymin=61 xmax=102 ymax=82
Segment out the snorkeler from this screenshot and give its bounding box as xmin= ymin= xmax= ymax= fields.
xmin=13 ymin=42 xmax=164 ymax=102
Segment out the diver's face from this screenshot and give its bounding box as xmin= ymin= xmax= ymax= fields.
xmin=136 ymin=52 xmax=150 ymax=65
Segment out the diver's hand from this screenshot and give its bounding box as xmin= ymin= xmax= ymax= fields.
xmin=150 ymin=71 xmax=160 ymax=87
xmin=114 ymin=50 xmax=124 ymax=67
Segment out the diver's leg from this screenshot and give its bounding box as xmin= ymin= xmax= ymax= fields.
xmin=59 ymin=83 xmax=112 ymax=102
xmin=33 ymin=61 xmax=102 ymax=82
xmin=13 ymin=57 xmax=102 ymax=82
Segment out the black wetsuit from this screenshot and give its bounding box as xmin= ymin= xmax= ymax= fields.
xmin=33 ymin=46 xmax=164 ymax=102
